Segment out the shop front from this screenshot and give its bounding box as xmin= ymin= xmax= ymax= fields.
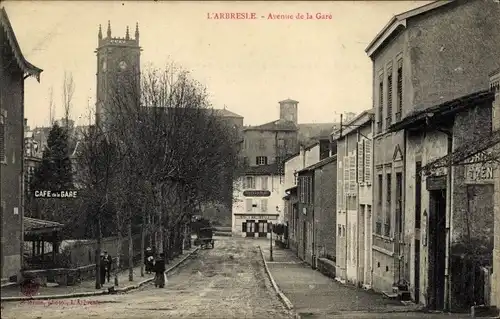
xmin=233 ymin=213 xmax=279 ymax=238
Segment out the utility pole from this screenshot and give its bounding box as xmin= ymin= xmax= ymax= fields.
xmin=340 ymin=113 xmax=343 ymax=138
xmin=269 ymin=223 xmax=273 ymax=261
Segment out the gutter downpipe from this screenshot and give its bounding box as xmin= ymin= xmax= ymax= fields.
xmin=445 ymin=131 xmax=453 ymax=312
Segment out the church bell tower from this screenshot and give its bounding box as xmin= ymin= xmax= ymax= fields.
xmin=95 ymin=21 xmax=141 ymax=128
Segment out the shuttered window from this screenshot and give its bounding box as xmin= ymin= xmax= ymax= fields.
xmin=344 ymin=156 xmax=349 ymax=195
xmin=364 ymin=141 xmax=372 ymax=184
xmin=387 ymin=69 xmax=393 ymax=127
xmin=357 ymin=141 xmax=364 ymax=183
xmin=261 ymin=176 xmax=269 ymax=190
xmin=377 ymin=75 xmax=384 ymax=133
xmin=260 ymin=199 xmax=268 ymax=212
xmin=396 ymin=60 xmax=403 ymax=121
xmin=349 ymin=153 xmax=356 ymax=193
xmin=246 ymin=199 xmax=253 ymax=212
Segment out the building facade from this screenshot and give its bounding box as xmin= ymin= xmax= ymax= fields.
xmin=365 ymin=0 xmax=500 ymax=309
xmin=232 ymin=99 xmax=300 ymax=237
xmin=333 ymin=111 xmax=373 ymax=286
xmin=0 ymin=7 xmax=42 ymax=281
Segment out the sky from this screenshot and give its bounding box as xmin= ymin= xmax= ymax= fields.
xmin=3 ymin=1 xmax=430 ymax=128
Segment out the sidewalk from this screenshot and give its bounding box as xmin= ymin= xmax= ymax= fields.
xmin=260 ymin=245 xmax=426 ymax=317
xmin=1 ymin=247 xmax=197 ymax=299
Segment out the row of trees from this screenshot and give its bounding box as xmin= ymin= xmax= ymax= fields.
xmin=28 ymin=65 xmax=243 ymax=289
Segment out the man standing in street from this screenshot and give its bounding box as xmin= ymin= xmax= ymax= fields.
xmin=103 ymin=251 xmax=112 ymax=283
xmin=154 ymin=253 xmax=166 ymax=288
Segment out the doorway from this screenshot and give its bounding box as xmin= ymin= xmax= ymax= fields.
xmin=258 ymin=220 xmax=268 ymax=237
xmin=302 ymin=221 xmax=307 ymax=259
xmin=244 ymin=220 xmax=256 ymax=237
xmin=428 ymin=189 xmax=446 ymax=310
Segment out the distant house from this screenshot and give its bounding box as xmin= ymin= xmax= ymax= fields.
xmin=0 ymin=7 xmax=43 ymax=281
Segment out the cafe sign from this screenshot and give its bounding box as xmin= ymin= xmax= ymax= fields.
xmin=243 ymin=190 xmax=271 ymax=197
xmin=240 ymin=215 xmax=277 ymax=220
xmin=464 ymin=153 xmax=495 ymax=184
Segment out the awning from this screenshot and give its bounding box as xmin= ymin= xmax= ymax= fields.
xmin=24 ymin=217 xmax=64 ymax=236
xmin=387 ymin=90 xmax=495 ymax=133
xmin=422 ymin=129 xmax=500 ymax=174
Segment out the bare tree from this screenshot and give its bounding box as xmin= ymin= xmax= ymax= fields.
xmin=62 ymin=71 xmax=75 ymax=131
xmin=48 ymin=87 xmax=55 ymax=125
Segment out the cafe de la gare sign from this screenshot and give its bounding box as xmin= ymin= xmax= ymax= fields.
xmin=464 ymin=152 xmax=496 ymax=184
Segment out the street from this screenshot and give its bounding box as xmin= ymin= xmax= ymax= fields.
xmin=1 ymin=237 xmax=293 ymax=319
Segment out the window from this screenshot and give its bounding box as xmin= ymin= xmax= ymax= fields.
xmin=376 ymin=174 xmax=383 ymax=235
xmin=261 ymin=176 xmax=269 ymax=190
xmin=385 ymin=173 xmax=392 ymax=237
xmin=0 ymin=109 xmax=6 ymax=163
xmin=377 ymin=75 xmax=384 ymax=133
xmin=245 ymin=176 xmax=255 ymax=189
xmin=415 ymin=161 xmax=422 ymax=229
xmin=364 ymin=140 xmax=372 ymax=184
xmin=246 ymin=199 xmax=253 ymax=212
xmin=256 ymin=156 xmax=267 ymax=165
xmin=396 ymin=172 xmax=402 ymax=234
xmin=277 ymin=138 xmax=285 ymax=148
xmin=243 ymin=157 xmax=249 ymax=166
xmin=387 ymin=70 xmax=393 ymax=127
xmin=396 ymin=61 xmax=403 ymax=121
xmin=260 ymin=199 xmax=268 ymax=212
xmin=299 ymin=175 xmax=312 ymax=204
xmin=357 ymin=141 xmax=365 ymax=183
xmin=338 ymin=224 xmax=342 ymax=237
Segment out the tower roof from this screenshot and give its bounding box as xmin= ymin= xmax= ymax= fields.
xmin=279 ymin=98 xmax=299 ymax=104
xmin=97 ymin=20 xmax=140 ymax=49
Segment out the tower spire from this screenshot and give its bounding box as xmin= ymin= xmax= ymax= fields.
xmin=125 ymin=26 xmax=130 ymax=40
xmin=135 ymin=22 xmax=139 ymax=41
xmin=107 ymin=20 xmax=111 ymax=38
xmin=98 ymin=24 xmax=102 ymax=40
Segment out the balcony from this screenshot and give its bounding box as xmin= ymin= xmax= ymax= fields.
xmin=395 ymin=111 xmax=402 ymax=122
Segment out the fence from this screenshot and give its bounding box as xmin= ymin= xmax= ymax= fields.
xmin=63 ymin=234 xmax=143 ymax=267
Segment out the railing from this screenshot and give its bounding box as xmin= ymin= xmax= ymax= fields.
xmin=395 ymin=111 xmax=402 ymax=122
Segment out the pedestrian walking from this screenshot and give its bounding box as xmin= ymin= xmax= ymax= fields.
xmin=99 ymin=252 xmax=106 ymax=286
xmin=154 ymin=253 xmax=166 ymax=288
xmin=103 ymin=251 xmax=112 ymax=283
xmin=145 ymin=247 xmax=154 ymax=274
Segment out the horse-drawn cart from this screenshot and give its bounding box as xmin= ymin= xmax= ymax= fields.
xmin=194 ymin=227 xmax=214 ymax=249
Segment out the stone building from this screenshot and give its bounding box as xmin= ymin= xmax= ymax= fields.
xmin=232 ymin=99 xmax=300 ymax=237
xmin=283 ymin=143 xmax=321 ymax=251
xmin=24 ymin=119 xmax=42 ymax=200
xmin=232 ymin=99 xmax=337 ymax=237
xmin=332 ymin=110 xmax=373 ymax=287
xmin=95 ymin=21 xmax=141 ymax=130
xmin=0 ymin=7 xmax=42 ymax=281
xmin=365 ymin=0 xmax=500 ymax=310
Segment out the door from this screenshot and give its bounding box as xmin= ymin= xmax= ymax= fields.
xmin=302 ymin=221 xmax=307 ymax=259
xmin=258 ymin=220 xmax=268 ymax=237
xmin=246 ymin=220 xmax=255 ymax=237
xmin=428 ymin=190 xmax=446 ymax=310
xmin=414 ymin=239 xmax=421 ymax=304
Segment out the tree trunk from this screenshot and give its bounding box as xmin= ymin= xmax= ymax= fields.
xmin=128 ymin=220 xmax=133 ymax=282
xmin=114 ymin=221 xmax=122 ymax=286
xmin=140 ymin=222 xmax=145 ymax=277
xmin=95 ymin=215 xmax=102 ymax=289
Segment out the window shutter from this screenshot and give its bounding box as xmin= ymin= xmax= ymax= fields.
xmin=246 ymin=199 xmax=253 ymax=212
xmin=349 ymin=153 xmax=356 ymax=193
xmin=261 ymin=176 xmax=269 ymax=190
xmin=261 ymin=199 xmax=268 ymax=212
xmin=338 ymin=179 xmax=343 ymax=210
xmin=344 ymin=156 xmax=349 ymax=195
xmin=242 ymin=177 xmax=247 ymax=189
xmin=365 ymin=140 xmax=372 ymax=184
xmin=358 ymin=141 xmax=364 ymax=183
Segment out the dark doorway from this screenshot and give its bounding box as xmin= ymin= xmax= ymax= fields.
xmin=428 ymin=189 xmax=447 ymax=310
xmin=303 ymin=221 xmax=307 ymax=258
xmin=258 ymin=220 xmax=268 ymax=237
xmin=245 ymin=220 xmax=255 ymax=237
xmin=414 ymin=239 xmax=421 ymax=304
